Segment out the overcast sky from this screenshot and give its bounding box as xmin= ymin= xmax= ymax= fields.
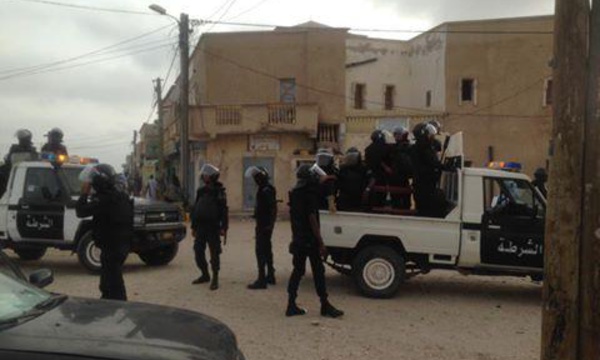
xmin=0 ymin=0 xmax=554 ymax=170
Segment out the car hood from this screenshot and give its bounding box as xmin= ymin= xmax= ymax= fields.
xmin=0 ymin=297 xmax=241 ymax=360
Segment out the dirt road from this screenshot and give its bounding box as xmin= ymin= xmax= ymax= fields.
xmin=14 ymin=219 xmax=542 ymax=360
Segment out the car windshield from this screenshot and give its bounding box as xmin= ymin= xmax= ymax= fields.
xmin=0 ymin=254 xmax=51 ymax=324
xmin=60 ymin=167 xmax=84 ymax=197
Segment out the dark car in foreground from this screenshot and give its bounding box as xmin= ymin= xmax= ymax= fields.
xmin=0 ymin=250 xmax=245 ymax=360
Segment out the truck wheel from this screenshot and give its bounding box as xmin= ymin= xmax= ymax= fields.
xmin=77 ymin=231 xmax=102 ymax=273
xmin=14 ymin=247 xmax=47 ymax=261
xmin=353 ymin=245 xmax=405 ymax=298
xmin=138 ymin=243 xmax=179 ymax=266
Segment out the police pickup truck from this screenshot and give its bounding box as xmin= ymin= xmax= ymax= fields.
xmin=0 ymin=159 xmax=186 ymax=273
xmin=321 ymin=133 xmax=546 ymax=298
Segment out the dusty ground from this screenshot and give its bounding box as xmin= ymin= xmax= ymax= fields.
xmin=13 ymin=218 xmax=542 ymax=360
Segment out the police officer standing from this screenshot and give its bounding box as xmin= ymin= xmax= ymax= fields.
xmin=191 ymin=164 xmax=228 ymax=291
xmin=246 ymin=166 xmax=277 ymax=290
xmin=42 ymin=128 xmax=68 ymax=156
xmin=364 ymin=130 xmax=393 ymax=207
xmin=411 ymin=123 xmax=444 ymax=217
xmin=336 ymin=147 xmax=374 ymax=212
xmin=76 ymin=164 xmax=133 ymax=301
xmin=286 ymin=164 xmax=344 ymax=318
xmin=315 ymin=148 xmax=338 ymax=212
xmin=389 ymin=126 xmax=413 ymax=209
xmin=1 ymin=129 xmax=38 ymax=198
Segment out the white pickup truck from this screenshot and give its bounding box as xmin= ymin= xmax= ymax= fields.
xmin=0 ymin=160 xmax=186 ymax=273
xmin=321 ymin=133 xmax=546 ymax=298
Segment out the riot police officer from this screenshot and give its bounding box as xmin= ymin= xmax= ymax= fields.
xmin=286 ymin=164 xmax=344 ymax=318
xmin=1 ymin=129 xmax=38 ymax=198
xmin=364 ymin=129 xmax=392 ymax=207
xmin=389 ymin=126 xmax=413 ymax=209
xmin=246 ymin=166 xmax=277 ymax=290
xmin=191 ymin=164 xmax=228 ymax=290
xmin=336 ymin=147 xmax=374 ymax=212
xmin=532 ymin=167 xmax=548 ymax=198
xmin=76 ymin=164 xmax=133 ymax=301
xmin=42 ymin=127 xmax=68 ymax=156
xmin=315 ymin=148 xmax=338 ymax=212
xmin=411 ymin=124 xmax=444 ymax=217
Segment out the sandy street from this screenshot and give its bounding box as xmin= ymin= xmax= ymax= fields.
xmin=13 ymin=218 xmax=542 ymax=360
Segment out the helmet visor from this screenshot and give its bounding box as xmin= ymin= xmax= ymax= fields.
xmin=78 ymin=165 xmax=98 ymax=183
xmin=315 ymin=152 xmax=334 ymax=167
xmin=244 ymin=166 xmax=261 ymax=179
xmin=199 ymin=164 xmax=219 ymax=177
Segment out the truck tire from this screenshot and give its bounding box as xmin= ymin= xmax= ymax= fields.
xmin=138 ymin=243 xmax=179 ymax=266
xmin=353 ymin=245 xmax=405 ymax=298
xmin=14 ymin=247 xmax=47 ymax=261
xmin=77 ymin=231 xmax=102 ymax=274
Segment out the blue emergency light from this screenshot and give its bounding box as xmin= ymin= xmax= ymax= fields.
xmin=487 ymin=161 xmax=522 ymax=172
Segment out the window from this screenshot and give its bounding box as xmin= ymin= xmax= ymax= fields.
xmin=279 ymin=78 xmax=296 ymax=104
xmin=23 ymin=168 xmax=62 ymax=202
xmin=544 ymin=78 xmax=553 ymax=106
xmin=354 ymin=83 xmax=366 ymax=109
xmin=384 ymin=85 xmax=395 ymax=110
xmin=426 ymin=90 xmax=432 ymax=108
xmin=460 ymin=78 xmax=477 ymax=104
xmin=483 ymin=177 xmax=544 ymax=217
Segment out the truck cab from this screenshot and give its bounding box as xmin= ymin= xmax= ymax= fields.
xmin=320 ymin=133 xmax=546 ymax=298
xmin=0 ymin=160 xmax=186 ymax=273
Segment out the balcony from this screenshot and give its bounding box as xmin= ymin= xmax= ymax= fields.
xmin=190 ymin=103 xmax=318 ymax=138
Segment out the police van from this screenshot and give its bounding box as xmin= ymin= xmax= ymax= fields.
xmin=0 ymin=156 xmax=186 ymax=273
xmin=321 ymin=133 xmax=546 ymax=298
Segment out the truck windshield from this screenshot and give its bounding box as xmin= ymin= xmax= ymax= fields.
xmin=59 ymin=167 xmax=84 ymax=196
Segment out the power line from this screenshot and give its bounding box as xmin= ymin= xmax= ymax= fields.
xmin=197 ymin=19 xmax=554 ymax=35
xmin=204 ymin=0 xmax=239 ymax=33
xmin=0 ymin=24 xmax=175 ymax=76
xmin=225 ymin=0 xmax=271 ymax=21
xmin=163 ymin=47 xmax=179 ymax=86
xmin=0 ymin=42 xmax=176 ymax=81
xmin=11 ymin=0 xmax=155 ymax=15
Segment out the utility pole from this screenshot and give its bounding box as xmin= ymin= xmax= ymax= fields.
xmin=580 ymin=0 xmax=600 ymax=356
xmin=132 ymin=130 xmax=138 ymax=184
xmin=541 ymin=0 xmax=597 ymax=359
xmin=154 ymin=77 xmax=164 ymax=179
xmin=179 ymin=12 xmax=190 ymax=202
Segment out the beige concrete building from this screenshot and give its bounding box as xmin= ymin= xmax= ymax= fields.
xmin=181 ymin=22 xmax=347 ymax=211
xmin=345 ymin=15 xmax=554 ymax=174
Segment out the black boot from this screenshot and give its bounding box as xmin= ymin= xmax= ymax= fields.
xmin=321 ymin=301 xmax=344 ymax=318
xmin=192 ymin=273 xmax=210 ymax=285
xmin=266 ymin=269 xmax=276 ymax=285
xmin=247 ymin=279 xmax=267 ymax=290
xmin=210 ymin=272 xmax=219 ymax=291
xmin=285 ymin=301 xmax=307 ymax=317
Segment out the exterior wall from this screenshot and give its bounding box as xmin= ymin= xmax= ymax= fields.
xmin=201 ymin=133 xmax=314 ymax=211
xmin=443 ymin=16 xmax=554 ymax=174
xmin=191 ymin=28 xmax=346 ymax=124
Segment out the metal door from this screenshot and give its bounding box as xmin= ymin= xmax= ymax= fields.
xmin=243 ymin=158 xmax=274 ymax=211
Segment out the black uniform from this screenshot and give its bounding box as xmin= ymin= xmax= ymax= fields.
xmin=191 ymin=182 xmax=228 ymax=284
xmin=0 ymin=143 xmax=38 ymax=198
xmin=75 ymin=190 xmax=133 ymax=301
xmin=411 ymin=139 xmax=444 ymax=217
xmin=318 ymin=164 xmax=338 ymax=210
xmin=389 ymin=141 xmax=413 ymax=209
xmin=337 ymin=163 xmax=372 ymax=212
xmin=532 ymin=179 xmax=548 ymax=198
xmin=254 ymin=183 xmax=277 ymax=284
xmin=287 ymin=183 xmax=328 ymax=303
xmin=364 ymin=142 xmax=391 ymax=207
xmin=41 ymin=143 xmax=68 ymax=156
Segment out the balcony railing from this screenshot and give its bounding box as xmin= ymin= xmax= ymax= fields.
xmin=190 ymin=103 xmax=318 ymax=138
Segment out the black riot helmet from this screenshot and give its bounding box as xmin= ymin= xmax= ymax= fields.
xmin=245 ymin=166 xmax=269 ymax=186
xmin=15 ymin=129 xmax=33 ymax=146
xmin=534 ymin=167 xmax=548 ymax=183
xmin=343 ymin=147 xmax=362 ymax=166
xmin=295 ymin=163 xmax=325 ymax=187
xmin=370 ymin=129 xmax=385 ymax=144
xmin=79 ymin=163 xmax=116 ymax=193
xmin=199 ymin=163 xmax=220 ymax=184
xmin=315 ymin=148 xmax=334 ymax=168
xmin=47 ymin=128 xmax=64 ymax=144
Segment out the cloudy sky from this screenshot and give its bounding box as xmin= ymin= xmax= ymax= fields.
xmin=0 ymin=0 xmax=554 ymax=169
